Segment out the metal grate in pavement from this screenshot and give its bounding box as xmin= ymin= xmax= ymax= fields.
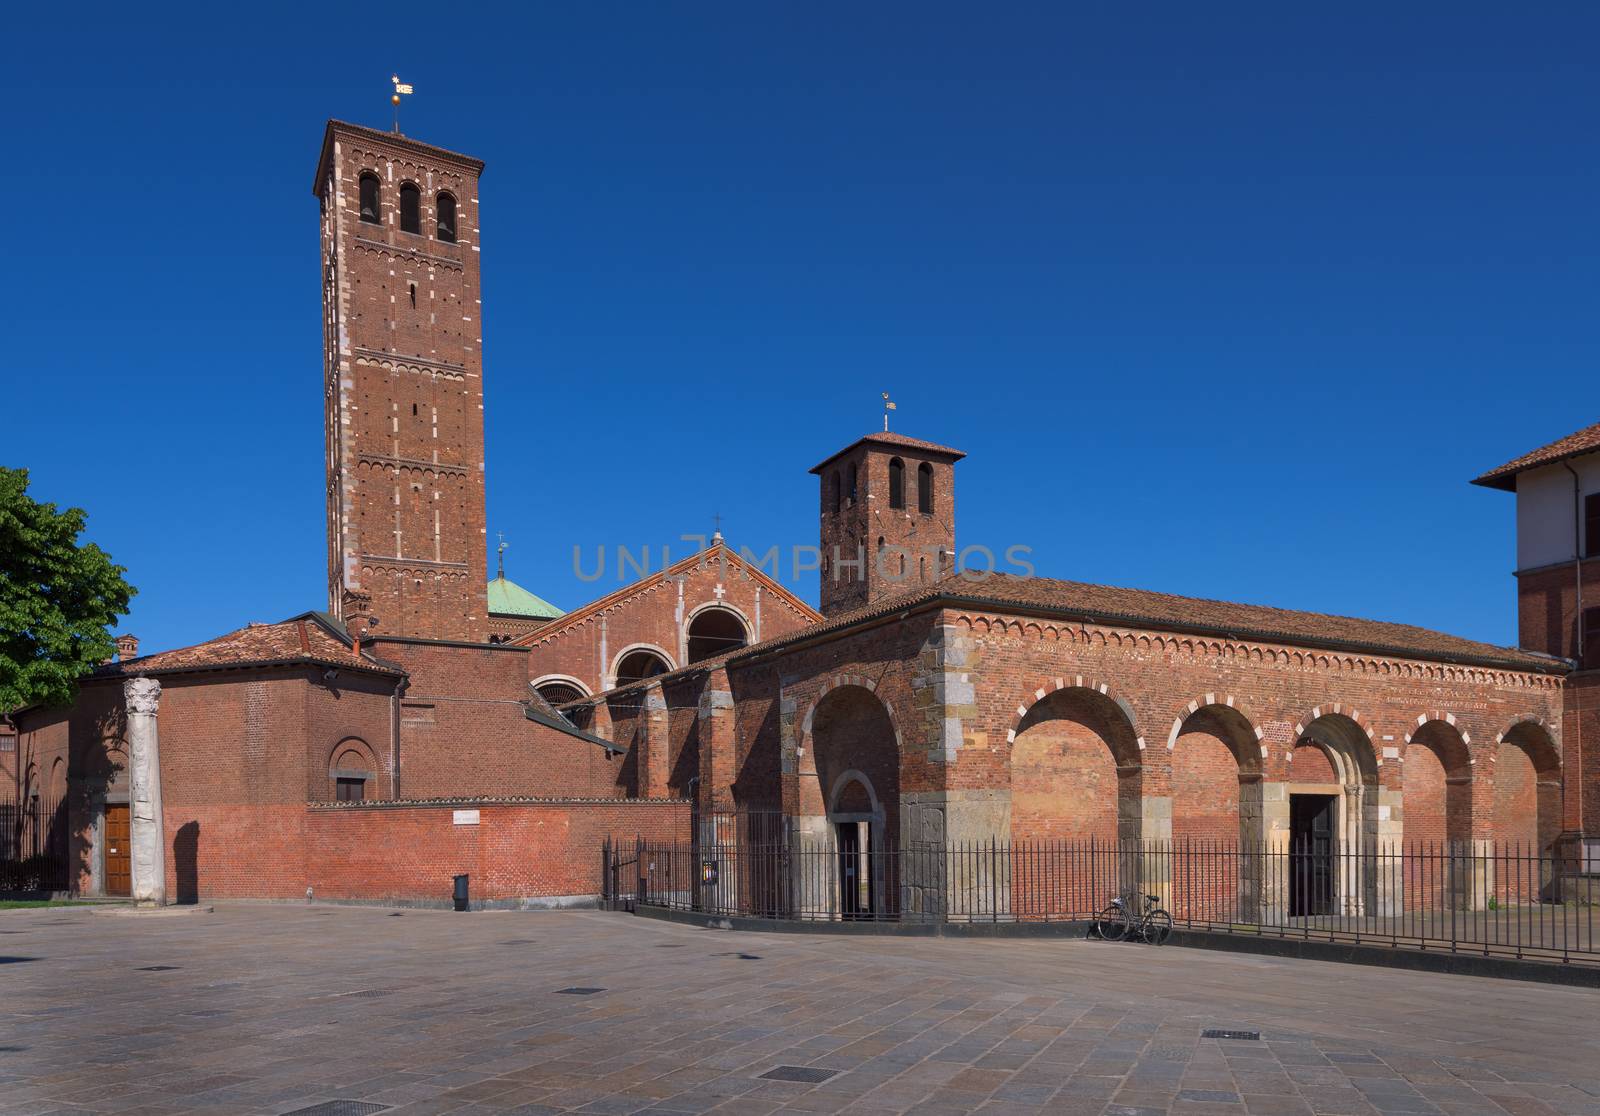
xmin=281 ymin=1103 xmax=391 ymax=1116
xmin=759 ymin=1066 xmax=838 ymax=1083
xmin=1202 ymin=1029 xmax=1260 ymax=1041
xmin=554 ymin=986 xmax=606 ymax=995
xmin=499 ymin=939 xmax=539 ymax=945
xmin=136 ymin=965 xmax=180 ymax=972
xmin=330 ymin=989 xmax=397 ymax=999
xmin=183 ymin=1009 xmax=229 ymax=1018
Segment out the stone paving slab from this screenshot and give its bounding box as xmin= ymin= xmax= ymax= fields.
xmin=0 ymin=904 xmax=1598 ymax=1115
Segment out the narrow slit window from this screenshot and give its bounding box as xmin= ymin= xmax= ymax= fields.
xmin=400 ymin=183 xmax=421 ymax=234
xmin=436 ymin=192 xmax=457 ymax=242
xmin=408 ymin=282 xmax=416 ymax=309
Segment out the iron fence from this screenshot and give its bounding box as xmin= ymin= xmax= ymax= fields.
xmin=0 ymin=790 xmax=69 ymax=892
xmin=616 ymin=835 xmax=1600 ymax=965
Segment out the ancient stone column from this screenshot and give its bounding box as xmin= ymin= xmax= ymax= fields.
xmin=124 ymin=677 xmax=166 ymax=907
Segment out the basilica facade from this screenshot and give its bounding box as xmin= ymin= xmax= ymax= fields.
xmin=2 ymin=119 xmax=1596 ymax=910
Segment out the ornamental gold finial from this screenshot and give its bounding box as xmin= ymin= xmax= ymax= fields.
xmin=390 ymin=74 xmax=414 ymax=133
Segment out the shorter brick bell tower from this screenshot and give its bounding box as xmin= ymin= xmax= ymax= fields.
xmin=810 ymin=433 xmax=964 ymax=617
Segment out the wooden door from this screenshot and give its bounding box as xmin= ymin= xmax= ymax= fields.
xmin=104 ymin=804 xmax=131 ymax=897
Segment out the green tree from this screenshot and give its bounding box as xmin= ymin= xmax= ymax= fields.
xmin=0 ymin=467 xmax=136 ymax=711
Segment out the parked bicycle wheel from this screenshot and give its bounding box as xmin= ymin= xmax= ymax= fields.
xmin=1094 ymin=904 xmax=1129 ymax=941
xmin=1145 ymin=909 xmax=1173 ymax=945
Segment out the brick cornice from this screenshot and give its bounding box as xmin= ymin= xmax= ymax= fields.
xmin=313 ymin=119 xmax=485 ymax=197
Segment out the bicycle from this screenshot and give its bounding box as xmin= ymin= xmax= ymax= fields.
xmin=1094 ymin=893 xmax=1173 ymax=945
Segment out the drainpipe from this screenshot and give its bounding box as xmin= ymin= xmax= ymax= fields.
xmin=1561 ymin=462 xmax=1585 ymax=841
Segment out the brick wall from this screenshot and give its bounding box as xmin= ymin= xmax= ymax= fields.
xmin=302 ymin=799 xmax=691 ymax=904
xmin=370 ymin=637 xmax=623 ymax=798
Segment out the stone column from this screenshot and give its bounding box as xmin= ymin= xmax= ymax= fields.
xmin=124 ymin=677 xmax=166 ymax=908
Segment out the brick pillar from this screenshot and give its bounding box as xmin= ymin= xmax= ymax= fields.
xmin=588 ymin=699 xmax=613 ymax=743
xmin=639 ymin=682 xmax=669 ymax=799
xmin=696 ymin=668 xmax=736 ymax=816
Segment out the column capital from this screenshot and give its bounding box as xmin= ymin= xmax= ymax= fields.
xmin=123 ymin=676 xmax=161 ymax=715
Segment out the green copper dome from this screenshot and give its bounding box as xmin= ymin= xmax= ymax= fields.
xmin=486 ymin=576 xmax=563 ymax=620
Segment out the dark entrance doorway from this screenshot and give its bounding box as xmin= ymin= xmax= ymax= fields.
xmin=104 ymin=804 xmax=131 ymax=897
xmin=1289 ymin=793 xmax=1336 ymax=917
xmin=836 ymin=821 xmax=874 ymax=918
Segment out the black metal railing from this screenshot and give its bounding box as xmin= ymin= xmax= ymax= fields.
xmin=0 ymin=791 xmax=70 ymax=892
xmin=617 ymin=835 xmax=1600 ymax=965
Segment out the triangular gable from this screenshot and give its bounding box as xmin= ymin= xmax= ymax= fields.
xmin=511 ymin=542 xmax=820 ymax=648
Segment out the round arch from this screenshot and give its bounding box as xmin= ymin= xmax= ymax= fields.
xmin=1494 ymin=719 xmax=1562 ymax=855
xmin=1290 ymin=708 xmax=1381 ymax=916
xmin=328 ymin=737 xmax=379 ymax=802
xmin=1168 ymin=697 xmax=1265 ymax=846
xmin=684 ymin=603 xmax=750 ymax=663
xmin=610 ymin=644 xmax=676 ymax=688
xmin=1008 ymin=679 xmax=1143 ymax=844
xmin=1403 ymin=715 xmax=1474 ymax=845
xmin=531 ymin=674 xmax=593 ymax=703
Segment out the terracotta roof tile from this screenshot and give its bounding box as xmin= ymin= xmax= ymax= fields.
xmin=810 ymin=432 xmax=966 ymax=474
xmin=728 ymin=571 xmax=1562 ymax=674
xmin=1472 ymin=420 xmax=1600 ymax=491
xmin=98 ymin=614 xmax=402 ymax=678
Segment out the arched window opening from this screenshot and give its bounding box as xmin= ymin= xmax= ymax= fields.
xmin=536 ymin=681 xmax=586 ymax=707
xmin=358 ymin=173 xmax=381 ymax=224
xmin=917 ymin=463 xmax=934 ymax=514
xmin=1585 ymin=607 xmax=1600 ymax=670
xmin=399 ymin=183 xmax=421 ymax=234
xmin=847 ymin=462 xmax=859 ymax=505
xmin=436 ymin=191 xmax=457 ymax=242
xmin=615 ymin=649 xmax=671 ymax=686
xmin=827 ymin=471 xmax=841 ymax=514
xmin=888 ymin=457 xmax=905 ymax=509
xmin=687 ymin=607 xmax=748 ymax=663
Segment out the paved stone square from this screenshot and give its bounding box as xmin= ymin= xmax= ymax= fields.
xmin=1 ymin=905 xmax=1598 ymax=1116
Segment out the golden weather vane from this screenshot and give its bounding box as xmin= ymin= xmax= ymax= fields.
xmin=882 ymin=391 xmax=896 ymax=433
xmin=391 ymin=74 xmax=414 ymax=134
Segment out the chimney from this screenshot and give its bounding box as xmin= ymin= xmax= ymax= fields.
xmin=115 ymin=634 xmax=139 ymax=662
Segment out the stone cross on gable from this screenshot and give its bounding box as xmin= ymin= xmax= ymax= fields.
xmin=712 ymin=583 xmax=726 ymax=600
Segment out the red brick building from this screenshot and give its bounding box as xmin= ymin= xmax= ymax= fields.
xmin=3 ymin=119 xmax=1596 ymax=912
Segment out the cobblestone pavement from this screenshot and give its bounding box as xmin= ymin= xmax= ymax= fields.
xmin=1 ymin=904 xmax=1598 ymax=1116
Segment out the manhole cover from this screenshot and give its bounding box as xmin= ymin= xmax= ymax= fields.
xmin=282 ymin=1103 xmax=391 ymax=1116
xmin=1201 ymin=1029 xmax=1260 ymax=1041
xmin=136 ymin=965 xmax=180 ymax=972
xmin=759 ymin=1066 xmax=838 ymax=1083
xmin=554 ymin=987 xmax=606 ymax=996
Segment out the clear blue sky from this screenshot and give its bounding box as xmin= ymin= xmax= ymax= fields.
xmin=3 ymin=3 xmax=1595 ymax=654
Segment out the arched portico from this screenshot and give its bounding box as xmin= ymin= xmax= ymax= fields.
xmin=1009 ymin=681 xmax=1144 ymax=844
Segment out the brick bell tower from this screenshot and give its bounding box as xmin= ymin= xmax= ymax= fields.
xmin=810 ymin=433 xmax=964 ymax=617
xmin=314 ymin=120 xmax=490 ymax=642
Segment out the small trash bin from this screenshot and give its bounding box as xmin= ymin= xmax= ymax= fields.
xmin=452 ymin=873 xmax=469 ymax=912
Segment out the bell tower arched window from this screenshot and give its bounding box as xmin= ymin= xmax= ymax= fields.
xmin=847 ymin=462 xmax=859 ymax=506
xmin=827 ymin=471 xmax=841 ymax=514
xmin=917 ymin=463 xmax=934 ymax=514
xmin=400 ymin=183 xmax=421 ymax=234
xmin=436 ymin=192 xmax=457 ymax=243
xmin=888 ymin=458 xmax=905 ymax=509
xmin=358 ymin=173 xmax=381 ymax=224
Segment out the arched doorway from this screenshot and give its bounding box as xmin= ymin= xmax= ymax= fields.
xmin=1288 ymin=712 xmax=1380 ymax=917
xmin=685 ymin=606 xmax=748 ymax=663
xmin=800 ymin=685 xmax=900 ymax=918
